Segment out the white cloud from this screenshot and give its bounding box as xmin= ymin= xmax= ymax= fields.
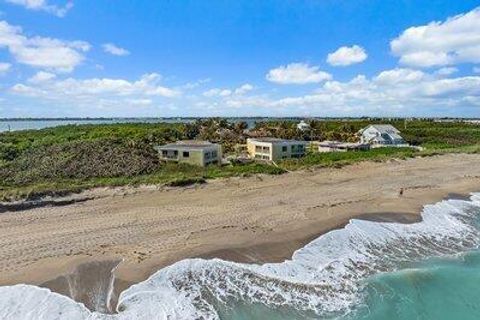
xmin=0 ymin=20 xmax=90 ymax=72
xmin=374 ymin=68 xmax=426 ymax=85
xmin=435 ymin=67 xmax=458 ymax=76
xmin=181 ymin=78 xmax=211 ymax=90
xmin=416 ymin=76 xmax=480 ymax=97
xmin=126 ymin=98 xmax=153 ymax=106
xmin=102 ymin=43 xmax=130 ymax=56
xmin=6 ymin=67 xmax=480 ymax=116
xmin=327 ymin=45 xmax=367 ymax=66
xmin=28 ymin=71 xmax=56 ymax=83
xmin=11 ymin=73 xmax=180 ymax=103
xmin=0 ymin=62 xmax=11 ymax=74
xmin=221 ymin=68 xmax=480 ymax=115
xmin=234 ymin=83 xmax=254 ymax=95
xmin=5 ymin=0 xmax=73 ymax=17
xmin=266 ymin=63 xmax=331 ymax=84
xmin=203 ymin=83 xmax=253 ymax=97
xmin=391 ymin=7 xmax=480 ymax=67
xmin=203 ymin=88 xmax=232 ymax=97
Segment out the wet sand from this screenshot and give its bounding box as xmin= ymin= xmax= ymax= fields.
xmin=1 ymin=153 xmax=480 ymax=311
xmin=41 ymin=259 xmax=121 ymax=313
xmin=199 ymin=211 xmax=421 ymax=264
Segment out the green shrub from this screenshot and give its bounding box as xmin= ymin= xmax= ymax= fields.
xmin=0 ymin=138 xmax=160 ymax=185
xmin=1 ymin=120 xmax=479 ymax=201
xmin=167 ymin=177 xmax=207 ymax=187
xmin=0 ymin=143 xmax=21 ymax=161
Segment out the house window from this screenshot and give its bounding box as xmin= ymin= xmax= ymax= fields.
xmin=212 ymin=151 xmax=217 ymax=158
xmin=162 ymin=150 xmax=167 ymax=157
xmin=183 ymin=151 xmax=190 ymax=158
xmin=262 ymin=146 xmax=270 ymax=153
xmin=204 ymin=152 xmax=210 ymax=159
xmin=174 ymin=150 xmax=178 ymax=156
xmin=255 ymin=146 xmax=262 ymax=152
xmin=282 ymin=146 xmax=287 ymax=152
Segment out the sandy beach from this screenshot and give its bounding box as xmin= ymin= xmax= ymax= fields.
xmin=1 ymin=153 xmax=480 ymax=308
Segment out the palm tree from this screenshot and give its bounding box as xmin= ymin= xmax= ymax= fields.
xmin=234 ymin=121 xmax=248 ymax=133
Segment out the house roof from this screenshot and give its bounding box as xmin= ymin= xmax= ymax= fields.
xmin=297 ymin=121 xmax=310 ymax=127
xmin=248 ymin=137 xmax=307 ymax=144
xmin=156 ymin=140 xmax=219 ymax=150
xmin=362 ymin=124 xmax=401 ymax=134
xmin=387 ymin=132 xmax=404 ymax=141
xmin=371 ymin=136 xmax=387 ymax=142
xmin=318 ymin=140 xmax=369 ymax=148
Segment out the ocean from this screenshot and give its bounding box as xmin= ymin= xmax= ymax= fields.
xmin=1 ymin=194 xmax=480 ymax=319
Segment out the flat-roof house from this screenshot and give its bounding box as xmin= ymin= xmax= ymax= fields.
xmin=358 ymin=124 xmax=406 ymax=147
xmin=316 ymin=141 xmax=370 ymax=152
xmin=247 ymin=138 xmax=308 ymax=162
xmin=154 ymin=140 xmax=222 ymax=167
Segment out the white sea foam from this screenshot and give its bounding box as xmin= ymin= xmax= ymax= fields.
xmin=1 ymin=194 xmax=480 ymax=319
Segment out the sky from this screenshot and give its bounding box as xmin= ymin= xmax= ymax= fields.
xmin=0 ymin=0 xmax=480 ymax=118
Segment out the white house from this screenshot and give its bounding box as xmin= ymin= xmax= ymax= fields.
xmin=358 ymin=124 xmax=407 ymax=147
xmin=297 ymin=120 xmax=310 ymax=131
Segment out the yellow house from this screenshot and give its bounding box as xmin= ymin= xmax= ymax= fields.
xmin=154 ymin=140 xmax=222 ymax=167
xmin=246 ymin=138 xmax=307 ymax=161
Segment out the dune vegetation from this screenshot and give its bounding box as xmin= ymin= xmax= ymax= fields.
xmin=0 ymin=119 xmax=479 ymax=201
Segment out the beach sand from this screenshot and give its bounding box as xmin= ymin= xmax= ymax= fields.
xmin=1 ymin=153 xmax=480 ymax=309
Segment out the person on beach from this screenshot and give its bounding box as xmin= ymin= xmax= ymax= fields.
xmin=399 ymin=188 xmax=404 ymax=197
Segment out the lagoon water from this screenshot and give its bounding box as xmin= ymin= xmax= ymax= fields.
xmin=1 ymin=194 xmax=480 ymax=319
xmin=0 ymin=119 xmax=192 ymax=132
xmin=0 ymin=118 xmax=271 ymax=133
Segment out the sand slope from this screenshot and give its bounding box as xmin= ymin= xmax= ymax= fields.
xmin=1 ymin=154 xmax=480 ymax=290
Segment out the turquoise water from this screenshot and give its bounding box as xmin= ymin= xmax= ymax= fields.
xmin=208 ymin=198 xmax=480 ymax=320
xmin=350 ymin=250 xmax=480 ymax=320
xmin=214 ymin=250 xmax=480 ymax=320
xmin=1 ymin=195 xmax=480 ymax=319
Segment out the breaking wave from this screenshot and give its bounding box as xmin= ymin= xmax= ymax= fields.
xmin=1 ymin=194 xmax=480 ymax=319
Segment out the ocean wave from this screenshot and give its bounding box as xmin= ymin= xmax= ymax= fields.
xmin=1 ymin=194 xmax=480 ymax=320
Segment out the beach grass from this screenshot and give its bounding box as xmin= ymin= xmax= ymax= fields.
xmin=279 ymin=147 xmax=417 ymax=171
xmin=1 ymin=120 xmax=479 ymax=201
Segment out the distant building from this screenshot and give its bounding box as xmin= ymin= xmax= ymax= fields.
xmin=316 ymin=141 xmax=370 ymax=152
xmin=247 ymin=138 xmax=308 ymax=162
xmin=358 ymin=124 xmax=406 ymax=147
xmin=155 ymin=140 xmax=222 ymax=167
xmin=297 ymin=120 xmax=310 ymax=131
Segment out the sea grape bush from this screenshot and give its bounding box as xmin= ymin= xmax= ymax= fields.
xmin=0 ymin=119 xmax=479 ymax=201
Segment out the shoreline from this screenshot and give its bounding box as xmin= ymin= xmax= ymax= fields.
xmin=42 ymin=211 xmax=425 ymax=313
xmin=197 ymin=211 xmax=421 ymax=264
xmin=0 ymin=153 xmax=480 ymax=310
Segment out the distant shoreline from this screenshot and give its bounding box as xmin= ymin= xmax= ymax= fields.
xmin=2 ymin=116 xmax=480 ymax=121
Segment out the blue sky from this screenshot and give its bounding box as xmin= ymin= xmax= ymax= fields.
xmin=0 ymin=0 xmax=480 ymax=118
